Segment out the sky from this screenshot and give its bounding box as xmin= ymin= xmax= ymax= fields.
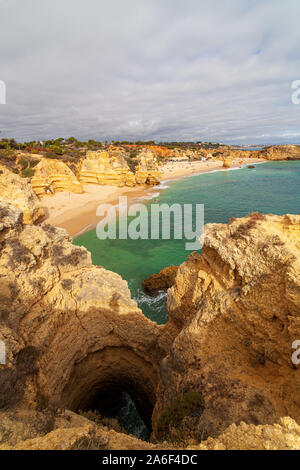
xmin=0 ymin=0 xmax=300 ymax=144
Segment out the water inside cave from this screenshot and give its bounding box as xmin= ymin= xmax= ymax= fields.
xmin=85 ymin=388 xmax=150 ymax=441
xmin=74 ymin=161 xmax=300 ymax=440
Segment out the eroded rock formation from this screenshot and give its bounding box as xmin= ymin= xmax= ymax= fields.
xmin=134 ymin=150 xmax=162 ymax=185
xmin=142 ymin=266 xmax=179 ymax=296
xmin=0 ymin=202 xmax=163 ymax=429
xmin=79 ymin=149 xmax=162 ymax=187
xmin=79 ymin=150 xmax=136 ymax=187
xmin=196 ymin=417 xmax=300 ymax=450
xmin=260 ymin=145 xmax=300 ymax=161
xmin=0 ymin=203 xmax=299 ymax=450
xmin=31 ymin=158 xmax=84 ymax=196
xmin=1 ymin=412 xmax=300 ymax=450
xmin=222 ymin=157 xmax=233 ymax=168
xmin=0 ymin=164 xmax=44 ymax=224
xmin=154 ymin=212 xmax=300 ymax=440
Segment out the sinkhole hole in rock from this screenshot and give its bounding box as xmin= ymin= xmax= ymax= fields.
xmin=60 ymin=349 xmax=157 ymax=441
xmin=81 ymin=386 xmax=151 ymax=441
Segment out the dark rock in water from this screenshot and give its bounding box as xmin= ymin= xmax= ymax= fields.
xmin=142 ymin=265 xmax=179 ymax=296
xmin=248 ymin=165 xmax=255 ymax=169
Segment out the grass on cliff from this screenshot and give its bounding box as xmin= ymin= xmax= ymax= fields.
xmin=156 ymin=391 xmax=205 ymax=444
xmin=21 ymin=167 xmax=35 ymax=178
xmin=70 ymin=425 xmax=109 ymax=450
xmin=78 ymin=409 xmax=126 ymax=434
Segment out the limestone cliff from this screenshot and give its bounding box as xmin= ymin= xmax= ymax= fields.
xmin=142 ymin=266 xmax=179 ymax=296
xmin=196 ymin=417 xmax=300 ymax=450
xmin=196 ymin=144 xmax=300 ymax=162
xmin=134 ymin=150 xmax=162 ymax=185
xmin=0 ymin=164 xmax=44 ymax=224
xmin=260 ymin=145 xmax=300 ymax=161
xmin=79 ymin=149 xmax=162 ymax=187
xmin=31 ymin=158 xmax=83 ymax=196
xmin=1 ymin=412 xmax=300 ymax=450
xmin=79 ymin=150 xmax=136 ymax=187
xmin=0 ymin=202 xmax=162 ymax=423
xmin=0 ymin=203 xmax=300 ymax=450
xmin=154 ymin=212 xmax=300 ymax=440
xmin=222 ymin=156 xmax=233 ymax=168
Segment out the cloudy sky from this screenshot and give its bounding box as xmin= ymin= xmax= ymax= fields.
xmin=0 ymin=0 xmax=300 ymax=144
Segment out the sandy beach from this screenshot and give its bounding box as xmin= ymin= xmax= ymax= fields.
xmin=160 ymin=157 xmax=265 ymax=180
xmin=40 ymin=184 xmax=148 ymax=237
xmin=40 ymin=158 xmax=266 ymax=237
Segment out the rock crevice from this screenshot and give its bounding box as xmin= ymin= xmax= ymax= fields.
xmin=0 ymin=204 xmax=299 ymax=450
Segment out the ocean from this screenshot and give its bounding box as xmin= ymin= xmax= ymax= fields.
xmin=73 ymin=160 xmax=300 ymax=438
xmin=74 ymin=160 xmax=300 ymax=325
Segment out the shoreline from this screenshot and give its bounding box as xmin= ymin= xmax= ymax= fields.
xmin=40 ymin=158 xmax=266 ymax=238
xmin=40 ymin=184 xmax=149 ymax=238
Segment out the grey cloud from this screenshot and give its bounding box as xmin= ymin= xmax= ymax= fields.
xmin=0 ymin=0 xmax=300 ymax=143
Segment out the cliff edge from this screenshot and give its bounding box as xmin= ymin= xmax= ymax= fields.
xmin=0 ymin=204 xmax=299 ymax=449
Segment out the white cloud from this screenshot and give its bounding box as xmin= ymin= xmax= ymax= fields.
xmin=0 ymin=0 xmax=300 ymax=143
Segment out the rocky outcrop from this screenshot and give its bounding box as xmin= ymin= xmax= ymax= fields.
xmin=31 ymin=158 xmax=83 ymax=196
xmin=0 ymin=203 xmax=300 ymax=450
xmin=134 ymin=150 xmax=162 ymax=185
xmin=222 ymin=157 xmax=233 ymax=168
xmin=1 ymin=412 xmax=299 ymax=450
xmin=142 ymin=266 xmax=179 ymax=296
xmin=153 ymin=212 xmax=300 ymax=441
xmin=79 ymin=150 xmax=136 ymax=187
xmin=0 ymin=202 xmax=162 ymax=429
xmin=0 ymin=164 xmax=44 ymax=224
xmin=196 ymin=417 xmax=300 ymax=450
xmin=79 ymin=149 xmax=162 ymax=187
xmin=198 ymin=144 xmax=300 ymax=162
xmin=259 ymin=145 xmax=300 ymax=161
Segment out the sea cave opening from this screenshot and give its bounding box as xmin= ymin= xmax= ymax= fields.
xmin=78 ymin=384 xmax=152 ymax=441
xmin=59 ymin=347 xmax=157 ymax=441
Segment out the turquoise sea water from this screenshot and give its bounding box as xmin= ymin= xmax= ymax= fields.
xmin=73 ymin=160 xmax=300 ymax=437
xmin=74 ymin=160 xmax=300 ymax=324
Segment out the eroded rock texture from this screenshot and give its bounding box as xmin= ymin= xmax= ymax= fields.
xmin=0 ymin=202 xmax=163 ymax=428
xmin=1 ymin=413 xmax=300 ymax=450
xmin=154 ymin=212 xmax=300 ymax=439
xmin=0 ymin=204 xmax=299 ymax=450
xmin=79 ymin=149 xmax=162 ymax=187
xmin=260 ymin=145 xmax=300 ymax=161
xmin=134 ymin=150 xmax=162 ymax=185
xmin=222 ymin=157 xmax=233 ymax=168
xmin=79 ymin=150 xmax=136 ymax=187
xmin=31 ymin=158 xmax=83 ymax=196
xmin=142 ymin=266 xmax=179 ymax=296
xmin=0 ymin=164 xmax=44 ymax=224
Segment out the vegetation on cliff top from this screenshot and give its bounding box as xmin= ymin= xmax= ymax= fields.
xmin=156 ymin=392 xmax=205 ymax=444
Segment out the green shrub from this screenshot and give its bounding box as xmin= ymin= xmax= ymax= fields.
xmin=21 ymin=167 xmax=35 ymax=178
xmin=29 ymin=159 xmax=40 ymax=168
xmin=18 ymin=156 xmax=29 ymax=169
xmin=49 ymin=145 xmax=64 ymax=155
xmin=45 ymin=152 xmax=60 ymax=159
